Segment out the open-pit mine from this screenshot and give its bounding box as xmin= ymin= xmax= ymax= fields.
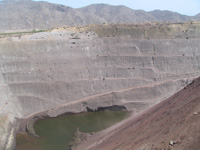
xmin=0 ymin=21 xmax=200 ymax=150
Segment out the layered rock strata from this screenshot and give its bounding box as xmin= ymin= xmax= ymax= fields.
xmin=0 ymin=22 xmax=200 ymax=149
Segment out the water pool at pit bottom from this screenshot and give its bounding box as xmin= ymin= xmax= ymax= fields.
xmin=16 ymin=111 xmax=129 ymax=150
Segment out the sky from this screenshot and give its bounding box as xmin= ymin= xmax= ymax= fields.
xmin=31 ymin=0 xmax=200 ymax=16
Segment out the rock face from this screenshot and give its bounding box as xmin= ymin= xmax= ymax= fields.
xmin=0 ymin=22 xmax=200 ymax=149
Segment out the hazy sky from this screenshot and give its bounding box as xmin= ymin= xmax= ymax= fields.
xmin=31 ymin=0 xmax=200 ymax=16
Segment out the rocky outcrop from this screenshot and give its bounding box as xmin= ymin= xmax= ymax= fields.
xmin=0 ymin=114 xmax=16 ymax=150
xmin=0 ymin=22 xmax=200 ymax=149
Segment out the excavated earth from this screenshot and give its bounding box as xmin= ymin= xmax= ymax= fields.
xmin=0 ymin=21 xmax=200 ymax=150
xmin=76 ymin=76 xmax=200 ymax=150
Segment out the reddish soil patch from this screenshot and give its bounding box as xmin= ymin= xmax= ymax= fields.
xmin=76 ymin=77 xmax=200 ymax=150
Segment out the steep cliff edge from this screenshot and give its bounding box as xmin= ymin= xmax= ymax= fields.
xmin=0 ymin=22 xmax=200 ymax=149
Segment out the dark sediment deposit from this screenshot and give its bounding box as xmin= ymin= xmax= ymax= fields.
xmin=0 ymin=21 xmax=200 ymax=150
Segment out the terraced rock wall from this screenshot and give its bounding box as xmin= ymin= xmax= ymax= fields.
xmin=0 ymin=22 xmax=200 ymax=150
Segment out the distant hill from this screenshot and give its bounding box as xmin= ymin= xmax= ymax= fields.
xmin=194 ymin=13 xmax=200 ymax=20
xmin=149 ymin=10 xmax=190 ymax=22
xmin=0 ymin=0 xmax=199 ymax=31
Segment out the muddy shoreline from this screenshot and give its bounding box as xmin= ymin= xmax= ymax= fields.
xmin=15 ymin=103 xmax=132 ymax=150
xmin=16 ymin=103 xmax=129 ymax=138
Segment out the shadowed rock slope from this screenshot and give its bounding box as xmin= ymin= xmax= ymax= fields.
xmin=0 ymin=22 xmax=200 ymax=150
xmin=76 ymin=77 xmax=200 ymax=150
xmin=0 ymin=0 xmax=200 ymax=31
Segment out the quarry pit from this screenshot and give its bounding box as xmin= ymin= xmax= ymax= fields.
xmin=0 ymin=21 xmax=200 ymax=150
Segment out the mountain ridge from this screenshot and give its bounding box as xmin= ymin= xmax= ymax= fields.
xmin=0 ymin=0 xmax=199 ymax=31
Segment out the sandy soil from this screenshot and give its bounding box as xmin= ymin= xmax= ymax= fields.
xmin=76 ymin=77 xmax=200 ymax=150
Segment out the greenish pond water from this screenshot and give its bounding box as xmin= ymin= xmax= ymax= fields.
xmin=16 ymin=111 xmax=129 ymax=150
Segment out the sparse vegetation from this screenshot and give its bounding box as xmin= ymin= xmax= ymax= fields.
xmin=0 ymin=29 xmax=50 ymax=36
